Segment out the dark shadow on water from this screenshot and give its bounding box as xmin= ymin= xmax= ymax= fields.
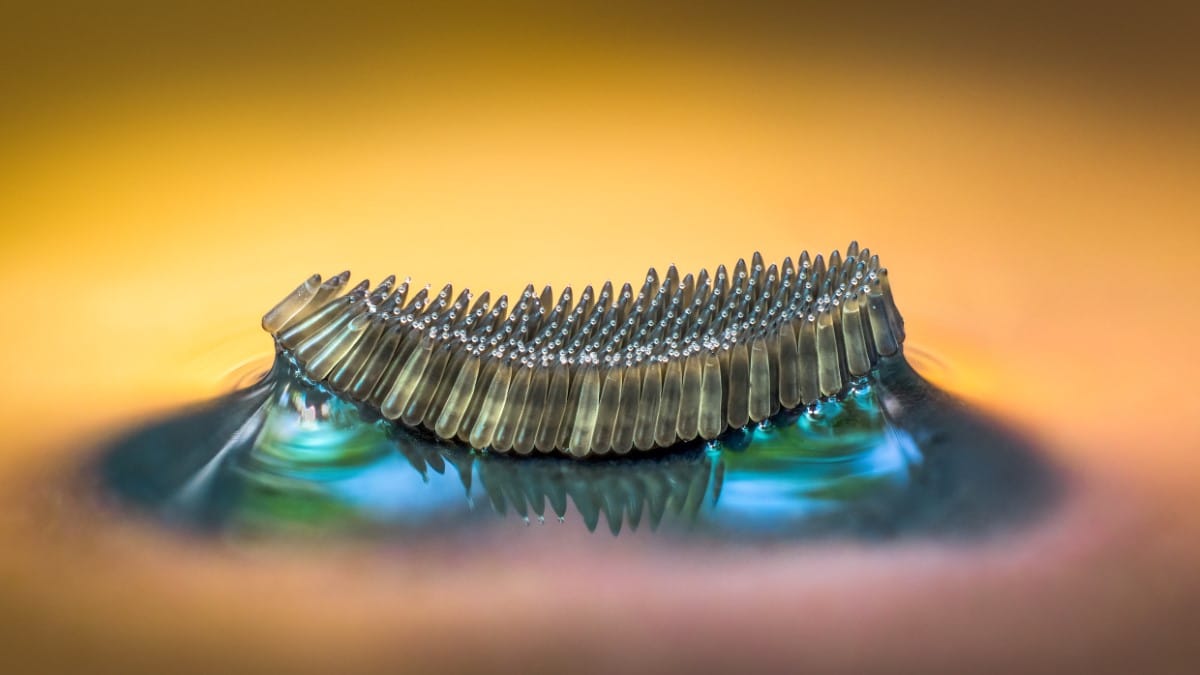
xmin=90 ymin=355 xmax=1061 ymax=543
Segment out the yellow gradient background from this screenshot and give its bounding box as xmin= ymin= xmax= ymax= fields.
xmin=0 ymin=4 xmax=1198 ymax=673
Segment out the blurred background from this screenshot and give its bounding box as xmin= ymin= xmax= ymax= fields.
xmin=0 ymin=2 xmax=1197 ymax=673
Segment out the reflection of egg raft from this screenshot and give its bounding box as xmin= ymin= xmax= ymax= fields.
xmin=262 ymin=242 xmax=905 ymax=458
xmin=390 ymin=428 xmax=720 ymax=536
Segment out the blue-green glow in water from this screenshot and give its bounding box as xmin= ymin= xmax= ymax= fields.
xmin=146 ymin=362 xmax=918 ymax=539
xmin=94 ymin=357 xmax=1055 ymax=542
xmin=709 ymin=385 xmax=920 ymax=535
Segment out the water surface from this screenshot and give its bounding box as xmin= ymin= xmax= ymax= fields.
xmin=94 ymin=357 xmax=1056 ymax=544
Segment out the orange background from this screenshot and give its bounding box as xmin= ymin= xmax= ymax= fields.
xmin=0 ymin=4 xmax=1198 ymax=672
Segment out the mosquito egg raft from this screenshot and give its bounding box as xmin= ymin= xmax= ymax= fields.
xmin=263 ymin=243 xmax=906 ymax=459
